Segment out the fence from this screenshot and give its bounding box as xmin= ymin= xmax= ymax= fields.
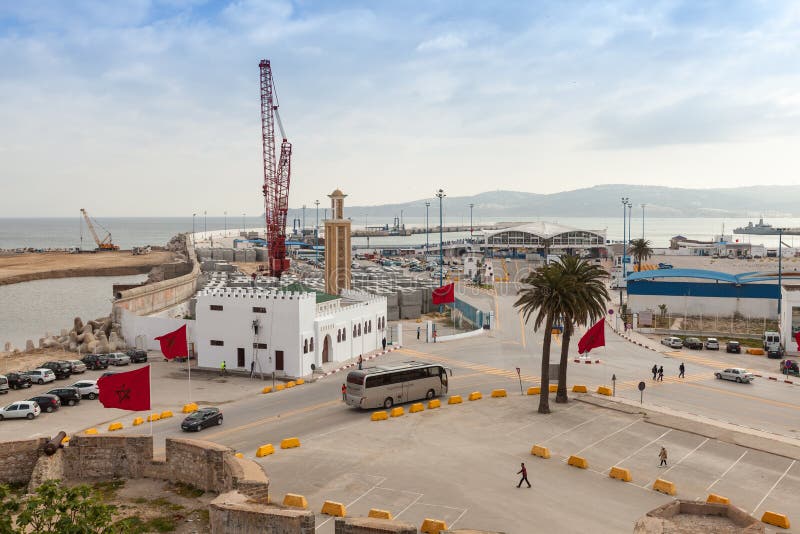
xmin=451 ymin=298 xmax=490 ymax=330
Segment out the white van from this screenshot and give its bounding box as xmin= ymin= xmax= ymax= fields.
xmin=763 ymin=331 xmax=781 ymax=350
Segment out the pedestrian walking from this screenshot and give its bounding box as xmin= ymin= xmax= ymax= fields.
xmin=341 ymin=383 xmax=346 ymax=401
xmin=652 ymin=364 xmax=658 ymax=380
xmin=433 ymin=329 xmax=437 ymax=343
xmin=417 ymin=326 xmax=421 ymax=340
xmin=250 ymin=360 xmax=255 ymax=378
xmin=658 ymin=447 xmax=668 ymax=467
xmin=358 ymin=355 xmax=363 ymax=370
xmin=658 ymin=366 xmax=664 ymax=381
xmin=382 ymin=337 xmax=387 ymax=350
xmin=516 ymin=462 xmax=531 ymax=488
xmin=678 ymin=363 xmax=685 ymax=378
xmin=220 ymin=360 xmax=227 ymax=377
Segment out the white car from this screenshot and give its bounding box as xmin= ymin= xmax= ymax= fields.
xmin=661 ymin=337 xmax=683 ymax=349
xmin=715 ymin=368 xmax=755 ymax=383
xmin=71 ymin=380 xmax=99 ymax=400
xmin=107 ymin=353 xmax=131 ymax=366
xmin=25 ymin=369 xmax=56 ymax=385
xmin=0 ymin=400 xmax=41 ymax=420
xmin=705 ymin=338 xmax=720 ymax=350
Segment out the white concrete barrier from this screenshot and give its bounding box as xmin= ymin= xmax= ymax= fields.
xmin=435 ymin=328 xmax=485 ymax=343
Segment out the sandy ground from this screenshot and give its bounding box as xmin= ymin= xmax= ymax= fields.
xmin=645 ymin=252 xmax=800 ymax=275
xmin=0 ymin=251 xmax=176 ymax=286
xmin=0 ymin=347 xmax=85 ymax=374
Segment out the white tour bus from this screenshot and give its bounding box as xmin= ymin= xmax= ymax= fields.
xmin=345 ymin=361 xmax=451 ymax=409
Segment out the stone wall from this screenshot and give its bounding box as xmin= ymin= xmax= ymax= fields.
xmin=63 ymin=435 xmax=152 ymax=480
xmin=334 ymin=517 xmax=416 ymax=534
xmin=210 ymin=491 xmax=314 ymax=534
xmin=165 ymin=438 xmax=236 ymax=493
xmin=0 ymin=438 xmax=46 ymax=484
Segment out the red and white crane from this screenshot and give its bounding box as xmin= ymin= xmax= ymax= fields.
xmin=259 ymin=59 xmax=292 ymax=277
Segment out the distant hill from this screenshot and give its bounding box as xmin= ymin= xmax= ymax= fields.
xmin=290 ymin=185 xmax=800 ymax=219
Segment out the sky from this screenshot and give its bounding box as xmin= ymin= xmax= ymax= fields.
xmin=1 ymin=0 xmax=800 ymax=217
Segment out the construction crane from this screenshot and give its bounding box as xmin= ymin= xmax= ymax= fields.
xmin=80 ymin=208 xmax=119 ymax=251
xmin=260 ymin=59 xmax=292 ymax=277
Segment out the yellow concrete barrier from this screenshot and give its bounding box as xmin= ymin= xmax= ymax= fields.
xmin=256 ymin=444 xmax=275 ymax=457
xmin=761 ymin=511 xmax=790 ymax=529
xmin=368 ymin=509 xmax=392 ymax=519
xmin=706 ymin=493 xmax=729 ymax=505
xmin=747 ymin=348 xmax=765 ymax=355
xmin=61 ymin=436 xmax=70 ymax=445
xmin=572 ymin=385 xmax=588 ymax=393
xmin=321 ymin=501 xmax=346 ymax=517
xmin=448 ymin=395 xmax=463 ymax=404
xmin=653 ymin=478 xmax=676 ymax=496
xmin=286 ymin=381 xmax=296 ymax=388
xmin=283 ymin=493 xmax=308 ymax=509
xmin=132 ymin=417 xmax=144 ymax=426
xmin=420 ymin=518 xmax=448 ymax=534
xmin=147 ymin=413 xmax=160 ymax=422
xmin=409 ymin=403 xmax=424 ymax=413
xmin=280 ymin=437 xmax=301 ymax=449
xmin=491 ymin=389 xmax=507 ymax=398
xmin=596 ymin=386 xmax=613 ymax=396
xmin=530 ymin=445 xmax=551 ymax=459
xmin=296 ymin=378 xmax=305 ymax=385
xmin=108 ymin=422 xmax=123 ymax=432
xmin=390 ymin=407 xmax=405 ymax=417
xmin=468 ymin=391 xmax=482 ymax=401
xmin=427 ymin=399 xmax=441 ymax=409
xmin=527 ymin=386 xmax=541 ymax=395
xmin=262 ymin=386 xmax=273 ymax=394
xmin=609 ymin=466 xmax=632 ymax=482
xmin=548 ymin=384 xmax=558 ymax=393
xmin=371 ymin=411 xmax=388 ymax=421
xmin=276 ymin=384 xmax=285 ymax=391
xmin=567 ymin=455 xmax=588 ymax=469
xmin=182 ymin=402 xmax=198 ymax=413
xmin=160 ymin=410 xmax=173 ymax=419
xmin=84 ymin=428 xmax=98 ymax=435
xmin=234 ymin=452 xmax=243 ymax=459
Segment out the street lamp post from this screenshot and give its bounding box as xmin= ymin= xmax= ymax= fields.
xmin=436 ymin=190 xmax=446 ymax=309
xmin=425 ymin=201 xmax=430 ymax=256
xmin=778 ymin=228 xmax=785 ymax=316
xmin=315 ymin=200 xmax=320 ymax=264
xmin=469 ymin=203 xmax=474 ymax=237
xmin=621 ymin=197 xmax=629 ymax=282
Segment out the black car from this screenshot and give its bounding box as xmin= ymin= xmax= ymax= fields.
xmin=46 ymin=387 xmax=81 ymax=406
xmin=100 ymin=371 xmax=117 ymax=379
xmin=682 ymin=337 xmax=703 ymax=350
xmin=767 ymin=347 xmax=784 ymax=359
xmin=40 ymin=361 xmax=72 ymax=380
xmin=126 ymin=349 xmax=148 ymax=363
xmin=726 ymin=341 xmax=741 ymax=353
xmin=7 ymin=372 xmax=32 ymax=390
xmin=180 ymin=407 xmax=223 ymax=432
xmin=28 ymin=394 xmax=61 ymax=413
xmin=81 ymin=354 xmax=109 ymax=370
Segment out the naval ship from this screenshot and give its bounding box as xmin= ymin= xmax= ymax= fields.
xmin=733 ymin=218 xmax=800 ymax=235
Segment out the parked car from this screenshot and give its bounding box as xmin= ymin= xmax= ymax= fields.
xmin=81 ymin=354 xmax=109 ymax=370
xmin=23 ymin=369 xmax=56 ymax=385
xmin=767 ymin=346 xmax=784 ymax=359
xmin=100 ymin=371 xmax=117 ymax=379
xmin=125 ymin=349 xmax=148 ymax=363
xmin=180 ymin=407 xmax=223 ymax=432
xmin=705 ymin=338 xmax=720 ymax=350
xmin=726 ymin=341 xmax=742 ymax=353
xmin=715 ymin=368 xmax=755 ymax=383
xmin=658 ymin=263 xmax=674 ymax=269
xmin=0 ymin=400 xmax=41 ymax=420
xmin=683 ymin=337 xmax=703 ymax=350
xmin=71 ymin=380 xmax=99 ymax=400
xmin=28 ymin=394 xmax=61 ymax=413
xmin=65 ymin=360 xmax=87 ymax=374
xmin=46 ymin=387 xmax=81 ymax=406
xmin=660 ymin=336 xmax=683 ymax=349
xmin=39 ymin=361 xmax=72 ymax=380
xmin=0 ymin=376 xmax=8 ymax=395
xmin=6 ymin=372 xmax=32 ymax=390
xmin=106 ymin=353 xmax=131 ymax=366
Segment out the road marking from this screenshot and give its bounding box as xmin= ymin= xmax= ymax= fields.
xmin=641 ymin=437 xmax=709 ymax=489
xmin=201 ymin=399 xmax=340 ymax=441
xmin=506 ymin=402 xmax=581 ymax=437
xmin=751 ymin=459 xmax=795 ymax=515
xmin=449 ymin=507 xmax=469 ymax=529
xmin=394 ymin=493 xmax=424 ymax=518
xmin=541 ymin=415 xmax=601 ymax=445
xmin=573 ymin=419 xmax=641 ymax=456
xmin=315 ymin=475 xmax=387 ymax=530
xmin=705 ymin=450 xmax=747 ymax=493
xmin=613 ymin=429 xmax=671 ymax=470
xmin=683 ymin=382 xmax=800 ymax=412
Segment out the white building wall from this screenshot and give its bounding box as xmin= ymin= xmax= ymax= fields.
xmin=119 ymin=308 xmax=196 ymax=352
xmin=628 ymin=294 xmax=776 ymax=319
xmin=780 ymin=287 xmax=800 ymax=355
xmin=312 ymin=295 xmax=387 ymax=369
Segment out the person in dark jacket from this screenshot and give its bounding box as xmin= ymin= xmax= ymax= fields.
xmin=517 ymin=462 xmax=531 ymax=488
xmin=652 ymin=364 xmax=658 ymax=380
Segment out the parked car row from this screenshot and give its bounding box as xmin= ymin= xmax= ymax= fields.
xmin=0 ymin=379 xmax=97 ymax=420
xmin=660 ymin=336 xmax=743 ymax=352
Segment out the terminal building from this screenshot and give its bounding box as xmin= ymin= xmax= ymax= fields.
xmin=482 ymin=221 xmax=607 ymax=259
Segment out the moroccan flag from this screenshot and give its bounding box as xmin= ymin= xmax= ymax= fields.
xmin=155 ymin=324 xmax=188 ymax=359
xmin=577 ymin=320 xmax=605 ymax=354
xmin=432 ymin=283 xmax=455 ymax=305
xmin=795 ymin=330 xmax=800 ymax=349
xmin=97 ymin=366 xmax=150 ymax=411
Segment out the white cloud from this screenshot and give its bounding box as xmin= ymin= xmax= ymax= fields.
xmin=416 ymin=33 xmax=466 ymax=52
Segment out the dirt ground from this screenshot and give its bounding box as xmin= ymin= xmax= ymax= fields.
xmin=0 ymin=347 xmax=84 ymax=374
xmin=0 ymin=251 xmax=175 ymax=286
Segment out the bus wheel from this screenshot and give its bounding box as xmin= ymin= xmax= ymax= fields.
xmin=383 ymin=397 xmax=393 ymax=409
xmin=426 ymin=389 xmax=435 ymax=400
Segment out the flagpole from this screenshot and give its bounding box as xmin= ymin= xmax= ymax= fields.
xmin=186 ymin=325 xmax=192 ymax=403
xmin=149 ymin=364 xmax=153 ymax=436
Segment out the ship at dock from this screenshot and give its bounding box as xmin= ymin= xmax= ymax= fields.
xmin=733 ymin=218 xmax=800 ymax=235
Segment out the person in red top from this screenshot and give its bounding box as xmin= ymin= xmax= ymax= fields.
xmin=341 ymin=383 xmax=347 ymax=401
xmin=517 ymin=462 xmax=531 ymax=488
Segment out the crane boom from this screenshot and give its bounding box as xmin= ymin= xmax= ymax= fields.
xmin=80 ymin=208 xmax=118 ymax=250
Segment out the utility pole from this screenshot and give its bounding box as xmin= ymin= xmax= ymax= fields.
xmin=315 ymin=200 xmax=320 ymax=265
xmin=621 ymin=197 xmax=629 ymax=283
xmin=436 ymin=189 xmax=446 ymax=312
xmin=469 ymin=203 xmax=474 ymax=237
xmin=778 ymin=228 xmax=785 ymax=316
xmin=425 ymin=201 xmax=430 ymax=256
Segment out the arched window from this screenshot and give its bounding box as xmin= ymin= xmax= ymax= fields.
xmin=310 ymin=337 xmax=314 ymax=351
xmin=303 ymin=339 xmax=308 ymax=354
xmin=358 ymin=324 xmax=362 ymax=336
xmin=353 ymin=325 xmax=357 ymax=338
xmin=343 ymin=329 xmax=347 ymax=341
xmin=337 ymin=330 xmax=341 ymax=343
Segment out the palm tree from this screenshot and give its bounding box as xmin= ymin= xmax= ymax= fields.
xmin=552 ymin=256 xmax=610 ymax=403
xmin=514 ymin=264 xmax=576 ymax=414
xmin=628 ymin=238 xmax=653 ymax=272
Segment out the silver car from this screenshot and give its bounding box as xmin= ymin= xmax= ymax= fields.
xmin=705 ymin=338 xmax=720 ymax=350
xmin=25 ymin=368 xmax=56 ymax=385
xmin=71 ymin=380 xmax=99 ymax=400
xmin=715 ymin=368 xmax=755 ymax=383
xmin=66 ymin=360 xmax=87 ymax=374
xmin=0 ymin=400 xmax=41 ymax=420
xmin=107 ymin=353 xmax=131 ymax=366
xmin=661 ymin=336 xmax=683 ymax=349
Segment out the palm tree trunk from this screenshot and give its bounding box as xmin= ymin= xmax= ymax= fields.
xmin=556 ymin=325 xmax=572 ymax=403
xmin=539 ymin=314 xmax=554 ymax=414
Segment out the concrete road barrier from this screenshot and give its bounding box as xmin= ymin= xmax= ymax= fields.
xmin=371 ymin=411 xmax=388 ymax=421
xmin=609 ymin=466 xmax=632 ymax=482
xmin=147 ymin=413 xmax=160 ymax=422
xmin=596 ymin=386 xmax=613 ymax=396
xmin=281 ymin=437 xmax=301 ymax=449
xmin=653 ymin=478 xmax=676 ymax=495
xmin=410 ymin=403 xmax=424 ymax=413
xmin=283 ymin=493 xmax=308 ymax=509
xmin=390 ymin=407 xmax=405 ymax=417
xmin=132 ymin=417 xmax=144 ymax=426
xmin=234 ymin=452 xmax=243 ymax=459
xmin=572 ymin=385 xmax=588 ymax=393
xmin=108 ymin=422 xmax=123 ymax=432
xmin=420 ymin=518 xmax=448 ymax=534
xmin=548 ymin=384 xmax=558 ymax=393
xmin=427 ymin=399 xmax=441 ymax=409
xmin=61 ymin=436 xmax=70 ymax=445
xmin=84 ymin=428 xmax=98 ymax=435
xmin=468 ymin=391 xmax=483 ymax=401
xmin=491 ymin=389 xmax=507 ymax=397
xmin=761 ymin=511 xmax=790 ymax=529
xmin=567 ymin=455 xmax=588 ymax=469
xmin=261 ymin=386 xmax=273 ymax=394
xmin=256 ymin=444 xmax=275 ymax=457
xmin=296 ymin=378 xmax=305 ymax=385
xmin=276 ymin=384 xmax=285 ymax=391
xmin=448 ymin=395 xmax=463 ymax=404
xmin=321 ymin=500 xmax=346 ymax=517
xmin=747 ymin=348 xmax=765 ymax=355
xmin=527 ymin=386 xmax=541 ymax=395
xmin=160 ymin=410 xmax=173 ymax=419
xmin=369 ymin=509 xmax=392 ymax=519
xmin=706 ymin=493 xmax=729 ymax=505
xmin=182 ymin=402 xmax=198 ymax=413
xmin=286 ymin=381 xmax=296 ymax=388
xmin=530 ymin=445 xmax=551 ymax=459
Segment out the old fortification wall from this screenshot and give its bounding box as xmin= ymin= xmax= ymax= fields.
xmin=0 ymin=438 xmax=47 ymax=484
xmin=63 ymin=435 xmax=153 ymax=480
